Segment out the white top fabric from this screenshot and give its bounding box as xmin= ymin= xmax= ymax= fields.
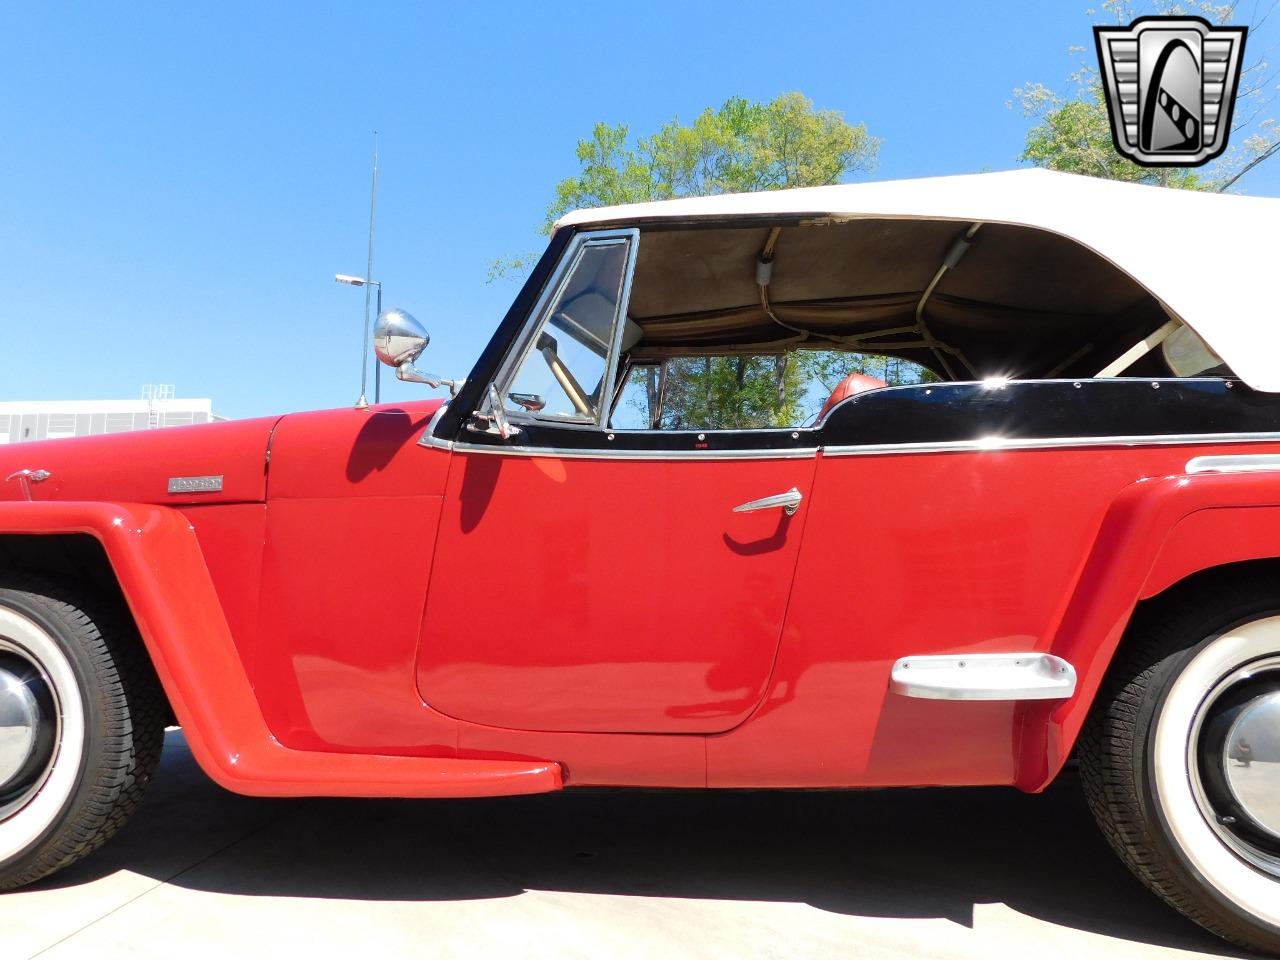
xmin=558 ymin=169 xmax=1280 ymax=391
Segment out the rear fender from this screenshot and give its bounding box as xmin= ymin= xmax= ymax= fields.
xmin=1017 ymin=470 xmax=1280 ymax=791
xmin=0 ymin=501 xmax=560 ymax=797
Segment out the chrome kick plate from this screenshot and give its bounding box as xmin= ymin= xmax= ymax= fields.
xmin=732 ymin=487 xmax=803 ymax=516
xmin=889 ymin=653 xmax=1077 ymax=701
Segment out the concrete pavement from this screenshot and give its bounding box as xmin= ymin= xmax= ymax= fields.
xmin=0 ymin=732 xmax=1254 ymax=959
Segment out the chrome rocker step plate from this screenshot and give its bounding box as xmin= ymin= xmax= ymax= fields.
xmin=890 ymin=653 xmax=1077 ymax=701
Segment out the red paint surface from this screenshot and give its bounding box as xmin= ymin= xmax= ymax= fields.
xmin=180 ymin=503 xmax=267 ymax=683
xmin=1020 ymin=465 xmax=1280 ymax=791
xmin=0 ymin=416 xmax=280 ymax=505
xmin=3 ymin=397 xmax=1280 ymax=796
xmin=0 ymin=500 xmax=560 ymax=797
xmin=708 ymin=442 xmax=1280 ymax=788
xmin=418 ymin=451 xmax=817 ymax=733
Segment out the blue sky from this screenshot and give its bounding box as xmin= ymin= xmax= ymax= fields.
xmin=2 ymin=2 xmax=1276 ymax=419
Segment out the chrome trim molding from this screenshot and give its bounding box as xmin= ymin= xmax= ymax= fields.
xmin=598 ymin=233 xmax=641 ymax=428
xmin=418 ymin=403 xmax=454 ymax=451
xmin=890 ymin=652 xmax=1077 ymax=701
xmin=421 ymin=429 xmax=1280 ymax=463
xmin=826 ymin=431 xmax=1280 ymax=458
xmin=446 ymin=441 xmax=817 ymax=462
xmin=1185 ymin=453 xmax=1280 ymax=474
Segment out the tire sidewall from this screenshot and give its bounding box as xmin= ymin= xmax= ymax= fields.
xmin=0 ymin=588 xmax=104 ymax=879
xmin=1140 ymin=601 xmax=1280 ymax=943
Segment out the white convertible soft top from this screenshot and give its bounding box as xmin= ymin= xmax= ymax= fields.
xmin=558 ymin=169 xmax=1280 ymax=390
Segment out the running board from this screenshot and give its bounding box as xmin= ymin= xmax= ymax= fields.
xmin=889 ymin=653 xmax=1077 ymax=701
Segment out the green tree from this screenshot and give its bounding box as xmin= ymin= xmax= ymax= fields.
xmin=1014 ymin=1 xmax=1279 ymax=191
xmin=626 ymin=353 xmax=933 ymax=431
xmin=499 ymin=92 xmax=907 ymax=429
xmin=543 ymin=92 xmax=879 ymax=228
xmin=492 ymin=92 xmax=879 ymax=278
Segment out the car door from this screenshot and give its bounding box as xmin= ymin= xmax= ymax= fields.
xmin=416 ymin=229 xmax=816 ymax=735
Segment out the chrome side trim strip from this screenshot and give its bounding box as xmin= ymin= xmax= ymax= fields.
xmin=890 ymin=653 xmax=1077 ymax=701
xmin=1185 ymin=453 xmax=1280 ymax=474
xmin=824 ymin=431 xmax=1280 ymax=458
xmin=422 ymin=399 xmax=1280 ymax=463
xmin=446 ymin=441 xmax=817 ymax=461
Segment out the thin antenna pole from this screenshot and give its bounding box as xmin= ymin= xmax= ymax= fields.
xmin=356 ymin=132 xmax=379 ymax=408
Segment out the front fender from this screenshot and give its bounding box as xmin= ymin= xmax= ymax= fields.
xmin=1017 ymin=470 xmax=1280 ymax=791
xmin=0 ymin=501 xmax=561 ymax=797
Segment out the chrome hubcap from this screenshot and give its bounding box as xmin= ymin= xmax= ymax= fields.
xmin=0 ymin=644 xmax=59 ymax=822
xmin=0 ymin=668 xmax=40 ymax=786
xmin=1223 ymin=692 xmax=1280 ymax=838
xmin=1192 ymin=656 xmax=1280 ymax=876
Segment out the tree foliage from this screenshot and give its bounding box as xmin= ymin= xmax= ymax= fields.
xmin=1014 ymin=0 xmax=1280 ymax=191
xmin=543 ymin=92 xmax=879 ymax=231
xmin=625 ymin=353 xmax=935 ymax=431
xmin=492 ymin=93 xmax=879 ymax=281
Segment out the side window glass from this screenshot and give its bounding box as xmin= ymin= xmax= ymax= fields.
xmin=503 ymin=239 xmax=630 ymax=423
xmin=612 ymin=352 xmax=936 ymax=430
xmin=610 ymin=364 xmax=662 ymax=429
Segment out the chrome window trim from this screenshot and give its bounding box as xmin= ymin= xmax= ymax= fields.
xmin=598 ymin=233 xmax=641 ymax=428
xmin=486 ymin=228 xmax=640 ymax=430
xmin=424 ymin=422 xmax=1280 ymax=462
xmin=822 ymin=432 xmax=1280 ymax=458
xmin=444 ymin=440 xmax=817 ymax=461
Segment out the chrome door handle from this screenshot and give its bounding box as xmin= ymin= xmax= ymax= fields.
xmin=732 ymin=487 xmax=803 ymax=516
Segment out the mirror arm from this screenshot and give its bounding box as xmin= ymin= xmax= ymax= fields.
xmin=397 ymin=362 xmax=464 ymax=397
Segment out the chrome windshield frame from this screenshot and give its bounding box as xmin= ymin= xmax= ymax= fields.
xmin=484 ymin=228 xmax=640 ymax=431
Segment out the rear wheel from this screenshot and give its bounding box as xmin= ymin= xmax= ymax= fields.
xmin=1081 ymin=570 xmax=1280 ymax=955
xmin=0 ymin=578 xmax=164 ymax=890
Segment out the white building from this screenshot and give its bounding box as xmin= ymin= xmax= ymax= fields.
xmin=0 ymin=389 xmax=219 ymax=444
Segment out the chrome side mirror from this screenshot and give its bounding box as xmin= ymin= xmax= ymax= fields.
xmin=373 ymin=308 xmax=463 ymax=396
xmin=373 ymin=308 xmax=428 ymax=366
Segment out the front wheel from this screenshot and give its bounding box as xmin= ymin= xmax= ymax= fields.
xmin=1081 ymin=569 xmax=1280 ymax=955
xmin=0 ymin=577 xmax=164 ymax=889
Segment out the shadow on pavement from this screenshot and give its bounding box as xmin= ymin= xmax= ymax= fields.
xmin=35 ymin=731 xmax=1251 ymax=957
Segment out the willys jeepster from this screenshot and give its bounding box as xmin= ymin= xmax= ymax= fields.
xmin=1 ymin=169 xmax=1278 ymax=953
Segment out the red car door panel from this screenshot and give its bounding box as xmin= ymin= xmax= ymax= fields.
xmin=417 ymin=450 xmax=816 ymax=734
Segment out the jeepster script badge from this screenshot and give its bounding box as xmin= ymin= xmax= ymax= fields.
xmin=167 ymin=475 xmax=224 ymax=494
xmin=1095 ymin=16 xmax=1246 ymax=167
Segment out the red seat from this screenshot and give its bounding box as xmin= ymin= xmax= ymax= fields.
xmin=818 ymin=372 xmax=887 ymax=420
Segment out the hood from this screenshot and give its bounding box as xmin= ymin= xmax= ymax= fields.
xmin=0 ymin=415 xmax=283 ymax=505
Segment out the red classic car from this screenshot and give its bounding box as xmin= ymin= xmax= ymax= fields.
xmin=1 ymin=169 xmax=1278 ymax=953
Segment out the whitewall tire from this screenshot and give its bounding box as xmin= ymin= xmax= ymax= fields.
xmin=1081 ymin=567 xmax=1280 ymax=955
xmin=0 ymin=577 xmax=164 ymax=890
